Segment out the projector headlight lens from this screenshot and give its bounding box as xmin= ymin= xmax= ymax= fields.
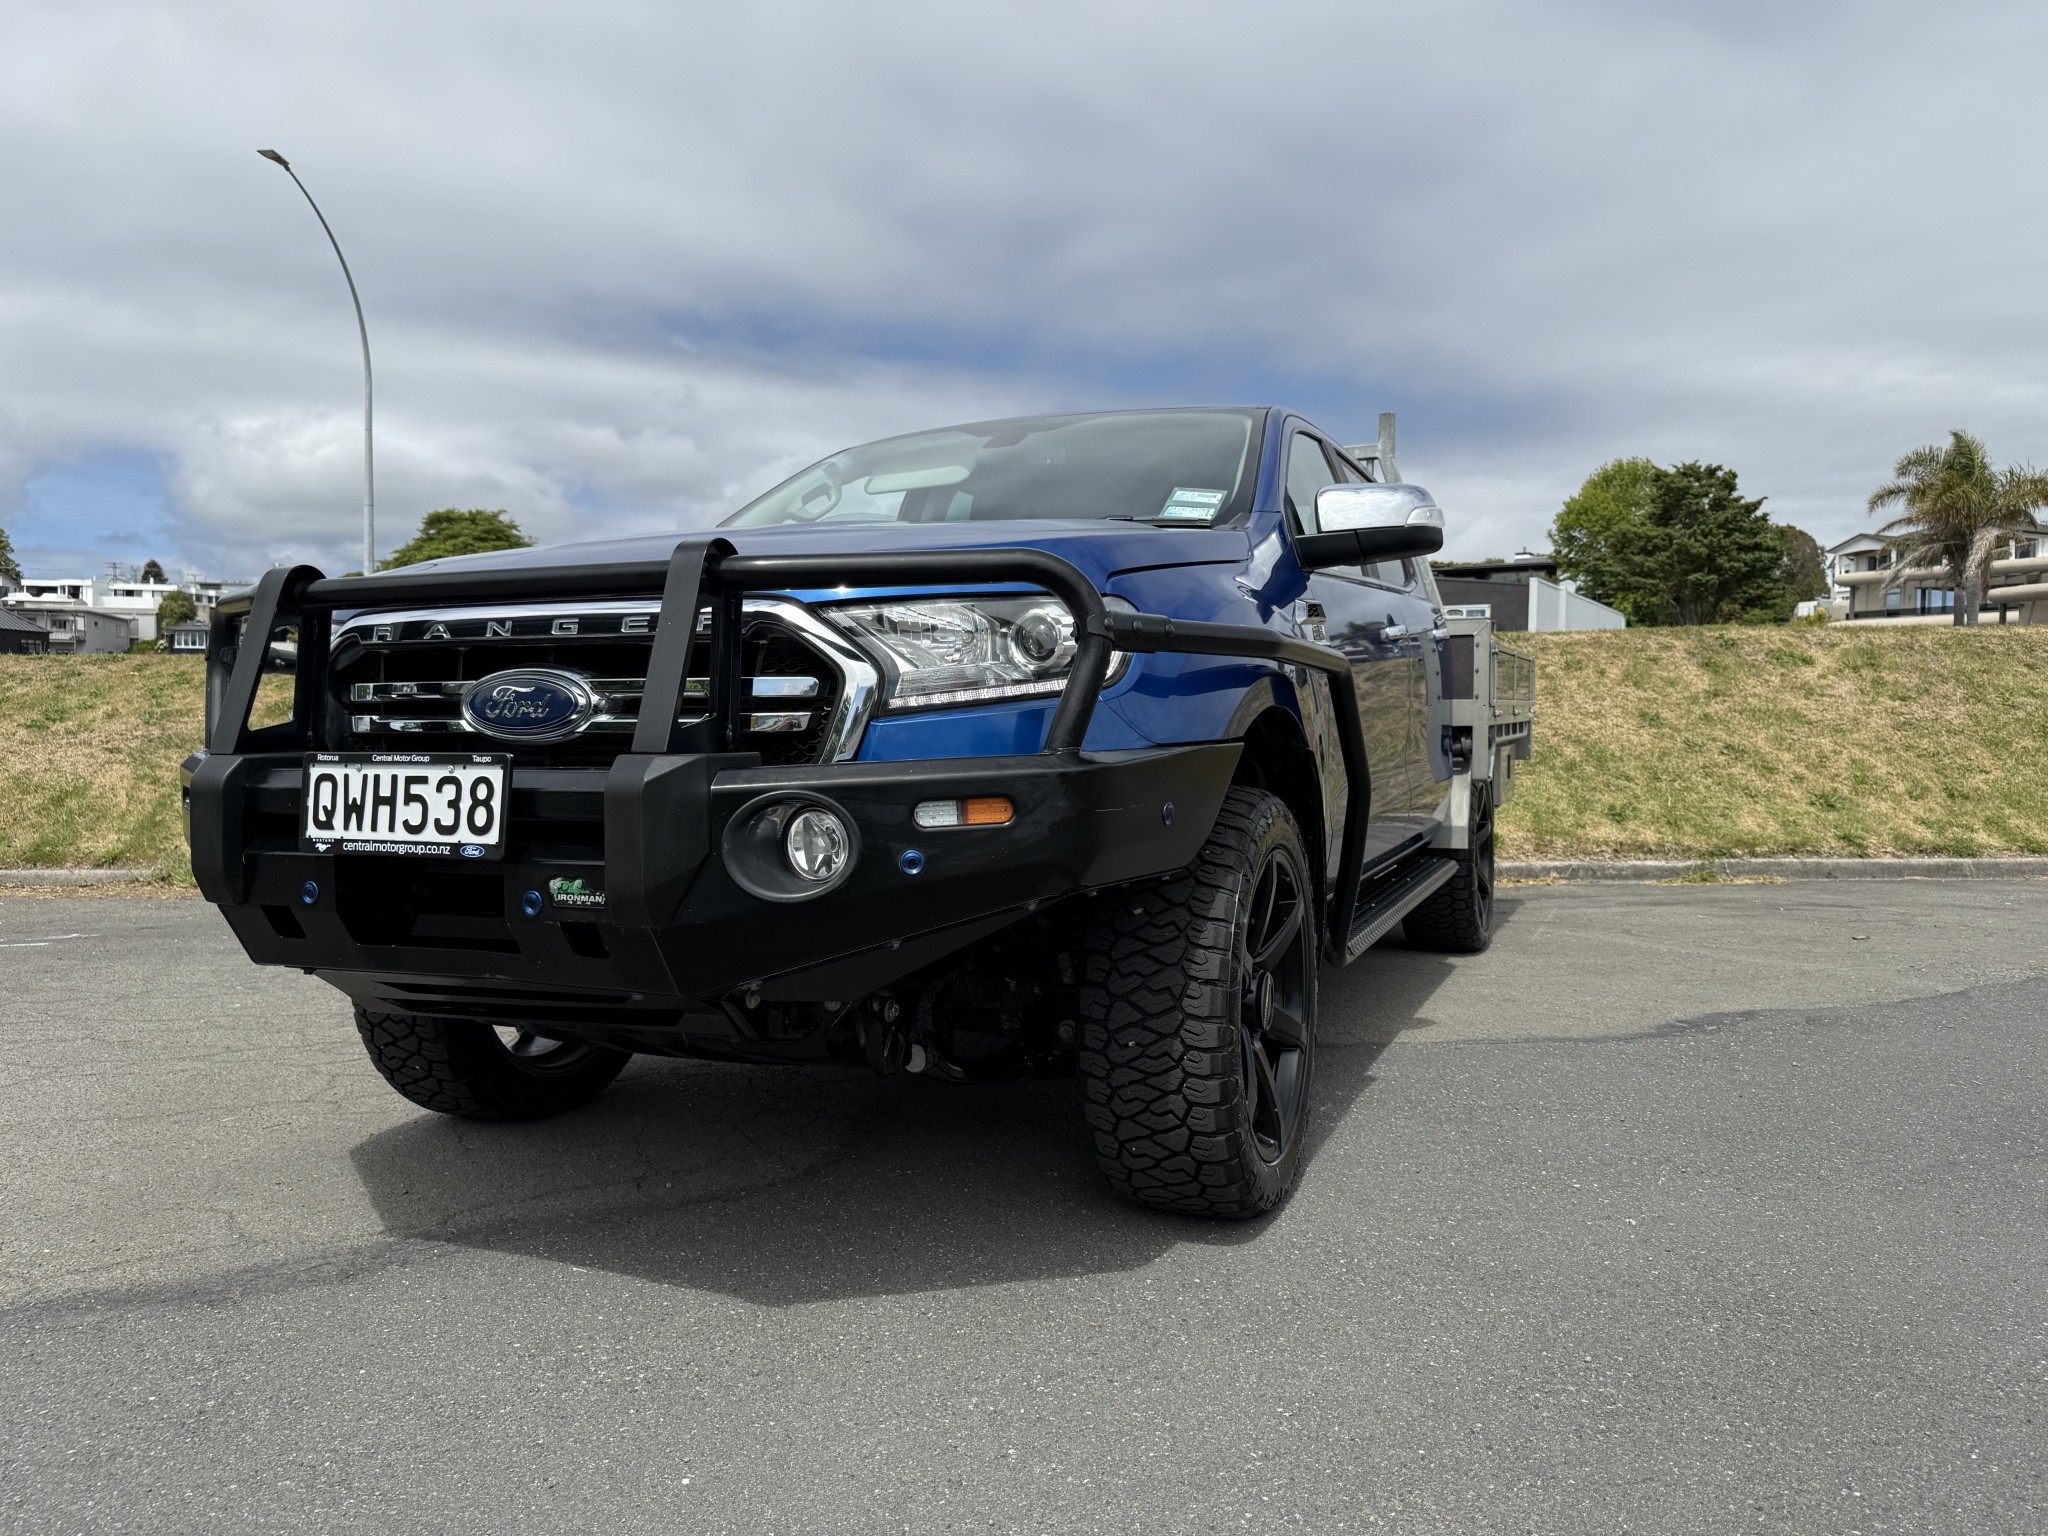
xmin=827 ymin=595 xmax=1131 ymax=710
xmin=784 ymin=807 xmax=852 ymax=883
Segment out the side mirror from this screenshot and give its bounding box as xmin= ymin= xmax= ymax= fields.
xmin=1295 ymin=483 xmax=1446 ymax=570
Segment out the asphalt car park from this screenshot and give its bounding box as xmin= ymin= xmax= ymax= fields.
xmin=2 ymin=880 xmax=2043 ymax=1533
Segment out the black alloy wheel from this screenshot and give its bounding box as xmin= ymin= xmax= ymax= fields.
xmin=1239 ymin=840 xmax=1315 ymax=1165
xmin=1468 ymin=778 xmax=1496 ymax=933
xmin=493 ymin=1024 xmax=588 ymax=1065
xmin=1077 ymin=786 xmax=1321 ymax=1217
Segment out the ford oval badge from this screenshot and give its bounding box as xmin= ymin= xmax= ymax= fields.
xmin=461 ymin=668 xmax=596 ymax=743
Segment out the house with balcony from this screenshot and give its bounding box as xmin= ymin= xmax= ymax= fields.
xmin=1827 ymin=530 xmax=2048 ymax=623
xmin=3 ymin=572 xmax=250 ymax=648
xmin=4 ymin=602 xmax=133 ymax=652
xmin=8 ymin=575 xmax=186 ymax=642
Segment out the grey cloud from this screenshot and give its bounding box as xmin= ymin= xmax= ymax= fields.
xmin=3 ymin=0 xmax=2045 ymax=574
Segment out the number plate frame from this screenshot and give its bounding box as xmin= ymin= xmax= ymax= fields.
xmin=300 ymin=752 xmax=512 ymax=859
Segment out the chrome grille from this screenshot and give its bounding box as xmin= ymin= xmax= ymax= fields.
xmin=345 ymin=676 xmax=821 ymax=736
xmin=327 ymin=597 xmax=875 ymax=766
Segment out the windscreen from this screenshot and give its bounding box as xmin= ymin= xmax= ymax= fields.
xmin=723 ymin=410 xmax=1259 ymax=529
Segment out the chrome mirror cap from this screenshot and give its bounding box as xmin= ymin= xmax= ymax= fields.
xmin=1296 ymin=483 xmax=1447 ymax=572
xmin=1314 ymin=482 xmax=1445 ymax=533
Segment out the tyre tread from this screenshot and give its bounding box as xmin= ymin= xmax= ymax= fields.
xmin=352 ymin=1008 xmax=627 ymax=1121
xmin=1076 ymin=787 xmax=1308 ymax=1219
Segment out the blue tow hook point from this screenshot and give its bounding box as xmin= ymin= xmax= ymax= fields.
xmin=521 ymin=889 xmax=545 ymax=917
xmin=899 ymin=849 xmax=926 ymax=876
xmin=299 ymin=880 xmax=319 ymax=907
xmin=1162 ymin=800 xmax=1175 ymax=825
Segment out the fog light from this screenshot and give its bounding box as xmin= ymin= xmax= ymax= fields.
xmin=785 ymin=808 xmax=851 ymax=883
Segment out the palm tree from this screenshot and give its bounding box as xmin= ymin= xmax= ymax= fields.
xmin=1868 ymin=430 xmax=2048 ymax=625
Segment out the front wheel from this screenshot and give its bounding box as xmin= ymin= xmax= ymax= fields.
xmin=354 ymin=1009 xmax=631 ymax=1121
xmin=1077 ymin=787 xmax=1318 ymax=1219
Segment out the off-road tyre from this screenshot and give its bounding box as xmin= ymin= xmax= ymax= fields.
xmin=353 ymin=1008 xmax=631 ymax=1122
xmin=1077 ymin=787 xmax=1318 ymax=1219
xmin=1403 ymin=778 xmax=1495 ymax=953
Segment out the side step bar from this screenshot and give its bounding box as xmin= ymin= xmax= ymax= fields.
xmin=1344 ymin=855 xmax=1457 ymax=962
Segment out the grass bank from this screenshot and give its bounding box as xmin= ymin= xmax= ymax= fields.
xmin=0 ymin=655 xmax=206 ymax=878
xmin=5 ymin=625 xmax=2045 ymax=878
xmin=1499 ymin=624 xmax=2048 ymax=858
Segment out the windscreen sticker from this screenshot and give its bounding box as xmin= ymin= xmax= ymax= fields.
xmin=1158 ymin=486 xmax=1227 ymax=521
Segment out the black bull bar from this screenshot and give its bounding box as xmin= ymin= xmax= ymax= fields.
xmin=191 ymin=541 xmax=1374 ymax=960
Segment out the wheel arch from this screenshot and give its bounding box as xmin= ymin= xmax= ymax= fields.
xmin=1229 ymin=703 xmax=1337 ymax=921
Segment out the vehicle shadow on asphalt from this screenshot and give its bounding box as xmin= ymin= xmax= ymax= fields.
xmin=345 ymin=913 xmax=1475 ymax=1306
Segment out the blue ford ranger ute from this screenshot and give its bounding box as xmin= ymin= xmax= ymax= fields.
xmin=186 ymin=407 xmax=1533 ymax=1217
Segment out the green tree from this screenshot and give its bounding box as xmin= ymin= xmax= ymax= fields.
xmin=1868 ymin=430 xmax=2048 ymax=626
xmin=0 ymin=524 xmax=20 ymax=586
xmin=1639 ymin=463 xmax=1790 ymax=624
xmin=140 ymin=558 xmax=167 ymax=583
xmin=1778 ymin=525 xmax=1829 ymax=603
xmin=1551 ymin=460 xmax=1794 ymax=624
xmin=379 ymin=509 xmax=535 ymax=570
xmin=156 ymin=589 xmax=198 ymax=632
xmin=1551 ymin=457 xmax=1661 ymax=623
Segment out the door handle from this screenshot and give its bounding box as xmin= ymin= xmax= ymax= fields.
xmin=1379 ymin=621 xmax=1413 ymax=641
xmin=1427 ymin=625 xmax=1449 ymax=641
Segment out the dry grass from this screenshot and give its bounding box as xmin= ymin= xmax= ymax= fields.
xmin=0 ymin=655 xmax=216 ymax=879
xmin=4 ymin=626 xmax=2044 ymax=879
xmin=1499 ymin=624 xmax=2048 ymax=858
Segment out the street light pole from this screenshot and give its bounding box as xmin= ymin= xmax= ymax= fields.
xmin=258 ymin=149 xmax=375 ymax=574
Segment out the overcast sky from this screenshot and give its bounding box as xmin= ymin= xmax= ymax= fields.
xmin=3 ymin=0 xmax=2044 ymax=579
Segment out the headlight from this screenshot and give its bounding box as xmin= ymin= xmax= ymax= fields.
xmin=826 ymin=595 xmax=1132 ymax=710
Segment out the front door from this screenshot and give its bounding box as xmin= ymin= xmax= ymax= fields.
xmin=1284 ymin=430 xmax=1425 ymax=868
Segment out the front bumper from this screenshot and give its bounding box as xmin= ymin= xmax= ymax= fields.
xmin=186 ymin=743 xmax=1240 ymax=1011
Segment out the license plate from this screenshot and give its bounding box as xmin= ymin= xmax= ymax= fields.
xmin=301 ymin=753 xmax=510 ymax=858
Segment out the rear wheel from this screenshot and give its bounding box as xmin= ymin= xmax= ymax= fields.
xmin=1404 ymin=778 xmax=1495 ymax=953
xmin=1077 ymin=787 xmax=1318 ymax=1219
xmin=353 ymin=1008 xmax=631 ymax=1121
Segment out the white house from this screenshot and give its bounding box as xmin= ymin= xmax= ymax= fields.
xmin=5 ymin=600 xmax=133 ymax=653
xmin=1826 ymin=530 xmax=2047 ymax=623
xmin=3 ymin=573 xmax=251 ymax=644
xmin=167 ymin=618 xmax=211 ymax=654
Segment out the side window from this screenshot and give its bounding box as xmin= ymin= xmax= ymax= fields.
xmin=1284 ymin=432 xmax=1337 ymax=536
xmin=1362 ymin=557 xmax=1416 ymax=590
